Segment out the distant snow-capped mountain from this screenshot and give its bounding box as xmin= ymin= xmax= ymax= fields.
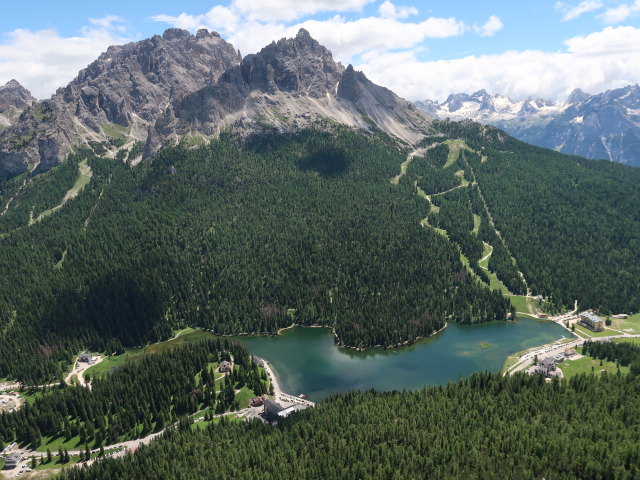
xmin=416 ymin=86 xmax=640 ymax=167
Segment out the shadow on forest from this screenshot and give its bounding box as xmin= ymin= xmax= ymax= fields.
xmin=297 ymin=146 xmax=352 ymax=178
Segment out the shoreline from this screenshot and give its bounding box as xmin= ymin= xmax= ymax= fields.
xmin=260 ymin=357 xmax=315 ymax=408
xmin=335 ymin=322 xmax=449 ymax=352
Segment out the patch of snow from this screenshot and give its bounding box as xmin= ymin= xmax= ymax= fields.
xmin=570 ymin=116 xmax=584 ymax=124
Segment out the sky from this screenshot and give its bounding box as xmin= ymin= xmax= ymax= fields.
xmin=1 ymin=1 xmax=639 ymax=102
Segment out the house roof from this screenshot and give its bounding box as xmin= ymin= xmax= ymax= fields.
xmin=582 ymin=312 xmax=603 ymax=323
xmin=264 ymin=399 xmax=284 ymax=414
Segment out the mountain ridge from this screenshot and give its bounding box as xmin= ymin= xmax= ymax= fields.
xmin=0 ymin=28 xmax=432 ymax=179
xmin=416 ymin=85 xmax=640 ymax=166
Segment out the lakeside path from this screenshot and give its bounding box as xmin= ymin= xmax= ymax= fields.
xmin=260 ymin=358 xmax=315 ymax=408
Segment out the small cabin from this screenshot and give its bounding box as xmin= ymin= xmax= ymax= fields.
xmin=219 ymin=360 xmax=232 ymax=373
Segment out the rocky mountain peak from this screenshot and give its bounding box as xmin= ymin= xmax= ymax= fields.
xmin=567 ymin=88 xmax=589 ymax=105
xmin=228 ymin=28 xmax=343 ymax=98
xmin=0 ymin=79 xmax=35 ymax=113
xmin=1 ymin=28 xmax=433 ymax=178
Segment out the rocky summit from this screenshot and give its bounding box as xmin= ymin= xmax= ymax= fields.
xmin=416 ymin=85 xmax=640 ymax=167
xmin=0 ymin=28 xmax=431 ymax=179
xmin=0 ymin=28 xmax=240 ymax=178
xmin=148 ymin=29 xmax=430 ymax=157
xmin=0 ymin=80 xmax=35 ymax=130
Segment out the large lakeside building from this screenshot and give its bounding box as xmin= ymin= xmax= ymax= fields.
xmin=580 ymin=313 xmax=605 ymax=332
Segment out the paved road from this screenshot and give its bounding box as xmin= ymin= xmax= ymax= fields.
xmin=507 ymin=333 xmax=640 ymax=375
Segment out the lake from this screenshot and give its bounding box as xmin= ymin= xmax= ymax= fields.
xmin=235 ymin=318 xmax=573 ymax=401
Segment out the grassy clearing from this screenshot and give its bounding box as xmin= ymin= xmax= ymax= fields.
xmin=391 ymin=151 xmax=415 ymax=185
xmin=560 ymin=349 xmax=629 ymax=379
xmin=454 ymin=169 xmax=469 ymax=187
xmin=472 ymin=214 xmax=481 ymax=235
xmin=610 ymin=313 xmax=640 ymax=334
xmin=101 ymin=122 xmax=127 ymax=140
xmin=35 ymin=434 xmax=82 ymax=452
xmin=508 ymin=295 xmax=537 ymax=315
xmin=179 ymin=132 xmax=207 ymax=148
xmin=85 ymin=329 xmax=215 ymax=378
xmin=192 ymin=414 xmax=243 ymax=429
xmin=235 ymin=386 xmax=256 ymax=408
xmin=479 ymin=243 xmax=492 ymax=269
xmin=613 ymin=337 xmax=640 ymax=345
xmin=34 ymin=160 xmax=92 ymax=223
xmin=485 ymin=271 xmax=509 ymax=294
xmin=53 ymin=249 xmax=68 ymax=270
xmin=477 ymin=242 xmax=511 ymax=294
xmin=443 ymin=139 xmax=464 ymax=168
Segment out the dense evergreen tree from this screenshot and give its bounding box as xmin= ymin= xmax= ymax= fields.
xmin=0 ymin=127 xmax=508 ymax=382
xmin=0 ymin=339 xmax=258 ymax=448
xmin=59 ymin=372 xmax=640 ymax=480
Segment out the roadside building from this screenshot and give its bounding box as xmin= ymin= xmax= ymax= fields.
xmin=537 ymin=357 xmax=557 ymax=377
xmin=4 ymin=453 xmax=21 ymax=469
xmin=219 ymin=360 xmax=232 ymax=373
xmin=554 ymin=354 xmax=565 ymax=363
xmin=78 ymin=353 xmax=92 ymax=363
xmin=249 ymin=395 xmax=265 ymax=407
xmin=263 ymin=399 xmax=308 ymax=424
xmin=264 ymin=399 xmax=285 ymax=422
xmin=580 ymin=313 xmax=605 ymax=332
xmin=564 ymin=348 xmax=576 ymax=357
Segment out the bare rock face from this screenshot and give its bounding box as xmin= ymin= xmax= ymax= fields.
xmin=0 ymin=80 xmax=35 ymax=114
xmin=148 ymin=29 xmax=432 ymax=155
xmin=1 ymin=28 xmax=433 ymax=178
xmin=0 ymin=29 xmax=240 ymax=178
xmin=235 ymin=28 xmax=344 ymax=97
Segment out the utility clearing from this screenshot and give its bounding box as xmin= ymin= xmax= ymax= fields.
xmin=31 ymin=159 xmax=92 ymax=224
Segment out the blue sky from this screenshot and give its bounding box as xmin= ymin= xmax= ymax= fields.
xmin=1 ymin=1 xmax=639 ymax=101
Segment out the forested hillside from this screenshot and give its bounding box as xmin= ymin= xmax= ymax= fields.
xmin=433 ymin=120 xmax=640 ymax=312
xmin=0 ymin=339 xmax=262 ymax=450
xmin=59 ymin=372 xmax=640 ymax=480
xmin=0 ymin=126 xmax=509 ymax=383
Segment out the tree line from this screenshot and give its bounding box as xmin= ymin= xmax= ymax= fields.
xmin=0 ymin=127 xmax=510 ymax=383
xmin=0 ymin=338 xmax=263 ymax=450
xmin=59 ymin=371 xmax=640 ymax=479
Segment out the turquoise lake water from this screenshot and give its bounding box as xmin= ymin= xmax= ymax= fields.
xmin=235 ymin=318 xmax=572 ymax=401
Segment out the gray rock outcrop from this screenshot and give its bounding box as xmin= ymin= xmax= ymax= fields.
xmin=147 ymin=29 xmax=431 ymax=155
xmin=0 ymin=28 xmax=240 ymax=178
xmin=0 ymin=28 xmax=433 ymax=178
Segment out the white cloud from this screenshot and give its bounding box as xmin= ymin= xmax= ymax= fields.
xmin=378 ymin=1 xmax=418 ymax=20
xmin=599 ymin=0 xmax=640 ymax=23
xmin=153 ymin=6 xmax=467 ymax=62
xmin=88 ymin=15 xmax=126 ymax=30
xmin=473 ymin=15 xmax=503 ymax=37
xmin=234 ymin=0 xmax=373 ymax=22
xmin=555 ymin=1 xmax=603 ymax=21
xmin=0 ymin=19 xmax=133 ymax=99
xmin=293 ymin=15 xmax=465 ymax=59
xmin=357 ymin=26 xmax=640 ymax=102
xmin=154 ymin=0 xmax=374 ymax=26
